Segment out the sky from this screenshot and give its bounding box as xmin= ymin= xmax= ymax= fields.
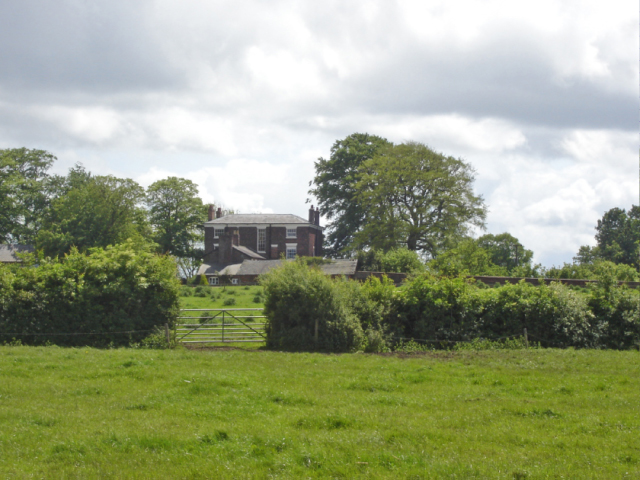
xmin=0 ymin=0 xmax=637 ymax=266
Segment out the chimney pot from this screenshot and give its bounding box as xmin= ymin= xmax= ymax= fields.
xmin=315 ymin=207 xmax=320 ymax=226
xmin=216 ymin=207 xmax=222 ymax=219
xmin=208 ymin=204 xmax=215 ymax=221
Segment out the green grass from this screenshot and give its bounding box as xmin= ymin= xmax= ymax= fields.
xmin=179 ymin=285 xmax=265 ymax=310
xmin=0 ymin=347 xmax=638 ymax=478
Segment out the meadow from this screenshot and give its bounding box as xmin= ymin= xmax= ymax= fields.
xmin=179 ymin=285 xmax=265 ymax=311
xmin=0 ymin=346 xmax=638 ymax=479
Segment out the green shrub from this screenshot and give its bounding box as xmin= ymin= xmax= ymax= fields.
xmin=588 ymin=264 xmax=640 ymax=349
xmin=478 ymin=281 xmax=596 ymax=348
xmin=194 ymin=286 xmax=207 ymax=297
xmin=252 ymin=295 xmax=262 ymax=303
xmin=0 ymin=240 xmax=180 ymax=347
xmin=223 ymin=297 xmax=236 ymax=306
xmin=393 ymin=273 xmax=483 ymax=343
xmin=260 ymin=259 xmax=364 ymax=352
xmin=180 ymin=286 xmax=193 ymax=297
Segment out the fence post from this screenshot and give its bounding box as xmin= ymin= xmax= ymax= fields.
xmin=165 ymin=323 xmax=170 ymax=346
xmin=314 ymin=318 xmax=318 ymax=345
xmin=222 ymin=310 xmax=225 ymax=343
xmin=524 ymin=328 xmax=528 ymax=348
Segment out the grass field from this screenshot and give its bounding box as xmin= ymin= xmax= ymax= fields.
xmin=1 ymin=347 xmax=638 ymax=479
xmin=179 ymin=285 xmax=265 ymax=311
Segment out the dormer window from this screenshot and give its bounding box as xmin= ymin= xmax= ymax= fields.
xmin=286 ymin=228 xmax=297 ymax=238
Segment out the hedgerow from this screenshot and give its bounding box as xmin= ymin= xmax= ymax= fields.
xmin=260 ymin=262 xmax=639 ymax=352
xmin=0 ymin=240 xmax=180 ymax=347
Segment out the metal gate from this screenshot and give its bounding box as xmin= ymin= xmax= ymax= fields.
xmin=176 ymin=308 xmax=266 ymax=344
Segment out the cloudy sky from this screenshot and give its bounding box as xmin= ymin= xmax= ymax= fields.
xmin=0 ymin=0 xmax=637 ymax=266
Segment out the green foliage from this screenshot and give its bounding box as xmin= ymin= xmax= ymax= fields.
xmin=476 ymin=233 xmax=534 ymax=272
xmin=36 ymin=173 xmax=148 ymax=257
xmin=354 ymin=142 xmax=486 ymax=257
xmin=0 ymin=240 xmax=180 ymax=347
xmin=260 ymin=259 xmax=364 ymax=352
xmin=544 ymin=260 xmax=640 ymax=281
xmin=428 ymin=238 xmax=506 ymax=276
xmin=0 ymin=148 xmax=57 ymax=244
xmin=199 ymin=274 xmax=209 ymax=286
xmin=223 ymin=297 xmax=237 ymax=306
xmin=595 ymin=205 xmax=640 ymax=270
xmin=356 ymin=248 xmax=424 ymax=273
xmin=145 ymin=176 xmax=205 ymax=262
xmin=588 ymin=263 xmax=640 ymax=349
xmin=309 ymin=133 xmax=392 ymax=256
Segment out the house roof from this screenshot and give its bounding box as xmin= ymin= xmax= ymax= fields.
xmin=233 ymin=245 xmax=265 ymax=260
xmin=205 ymin=213 xmax=313 ymax=225
xmin=0 ymin=244 xmax=35 ymax=263
xmin=198 ymin=259 xmax=358 ymax=277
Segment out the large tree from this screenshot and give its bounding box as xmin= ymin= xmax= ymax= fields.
xmin=0 ymin=148 xmax=56 ymax=243
xmin=595 ymin=205 xmax=640 ymax=269
xmin=145 ymin=177 xmax=206 ymax=258
xmin=476 ymin=232 xmax=533 ymax=271
xmin=309 ymin=133 xmax=392 ymax=257
xmin=353 ymin=142 xmax=486 ymax=258
xmin=36 ymin=173 xmax=147 ymax=257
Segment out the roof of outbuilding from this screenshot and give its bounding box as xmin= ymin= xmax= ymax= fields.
xmin=205 ymin=214 xmax=312 ymax=225
xmin=0 ymin=244 xmax=35 ymax=263
xmin=233 ymin=245 xmax=265 ymax=260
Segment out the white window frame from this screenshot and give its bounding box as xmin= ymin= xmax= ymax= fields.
xmin=208 ymin=276 xmax=219 ymax=286
xmin=286 ymin=244 xmax=297 ymax=259
xmin=257 ymin=228 xmax=266 ymax=252
xmin=286 ymin=228 xmax=297 ymax=238
xmin=214 ymin=228 xmax=224 ymax=238
xmin=231 ymin=278 xmax=239 ymax=285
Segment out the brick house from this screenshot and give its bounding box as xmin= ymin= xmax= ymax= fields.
xmin=198 ymin=205 xmax=324 ymax=284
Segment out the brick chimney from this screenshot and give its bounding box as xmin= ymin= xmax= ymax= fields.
xmin=309 ymin=205 xmax=315 ymax=224
xmin=216 ymin=207 xmax=222 ymax=219
xmin=315 ymin=207 xmax=320 ymax=226
xmin=208 ymin=204 xmax=215 ymax=221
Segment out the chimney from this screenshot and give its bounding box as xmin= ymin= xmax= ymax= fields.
xmin=208 ymin=204 xmax=215 ymax=221
xmin=216 ymin=207 xmax=222 ymax=219
xmin=315 ymin=207 xmax=320 ymax=226
xmin=309 ymin=205 xmax=315 ymax=224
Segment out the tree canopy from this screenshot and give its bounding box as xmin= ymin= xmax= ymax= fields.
xmin=0 ymin=148 xmax=56 ymax=243
xmin=36 ymin=174 xmax=148 ymax=257
xmin=309 ymin=133 xmax=392 ymax=257
xmin=353 ymin=141 xmax=486 ymax=258
xmin=146 ymin=176 xmax=206 ymax=258
xmin=595 ymin=206 xmax=639 ymax=269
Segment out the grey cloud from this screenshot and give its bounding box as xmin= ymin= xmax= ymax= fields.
xmin=341 ymin=33 xmax=636 ymax=131
xmin=0 ymin=1 xmax=184 ymax=94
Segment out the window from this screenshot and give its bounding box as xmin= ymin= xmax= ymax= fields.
xmin=258 ymin=229 xmax=266 ymax=252
xmin=286 ymin=244 xmax=297 ymax=259
xmin=231 ymin=278 xmax=239 ymax=285
xmin=286 ymin=228 xmax=297 ymax=238
xmin=214 ymin=228 xmax=224 ymax=238
xmin=208 ymin=276 xmax=219 ymax=286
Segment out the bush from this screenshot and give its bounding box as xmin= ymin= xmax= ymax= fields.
xmin=223 ymin=297 xmax=236 ymax=306
xmin=180 ymin=286 xmax=193 ymax=297
xmin=194 ymin=286 xmax=208 ymax=297
xmin=260 ymin=259 xmax=364 ymax=352
xmin=588 ymin=264 xmax=640 ymax=349
xmin=252 ymin=295 xmax=262 ymax=303
xmin=0 ymin=240 xmax=180 ymax=347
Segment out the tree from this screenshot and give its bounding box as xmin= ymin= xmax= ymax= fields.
xmin=354 ymin=142 xmax=486 ymax=258
xmin=0 ymin=148 xmax=56 ymax=243
xmin=36 ymin=173 xmax=147 ymax=257
xmin=309 ymin=133 xmax=392 ymax=256
xmin=595 ymin=206 xmax=639 ymax=270
xmin=428 ymin=238 xmax=506 ymax=276
xmin=145 ymin=177 xmax=206 ymax=258
xmin=475 ymin=233 xmax=533 ymax=271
